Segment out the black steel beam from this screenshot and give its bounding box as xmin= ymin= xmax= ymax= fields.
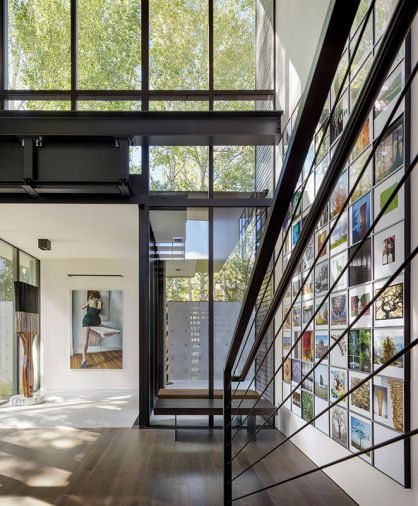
xmin=224 ymin=0 xmax=360 ymax=372
xmin=235 ymin=0 xmax=418 ymax=379
xmin=71 ymin=0 xmax=77 ymax=110
xmin=0 ymin=111 xmax=281 ymax=146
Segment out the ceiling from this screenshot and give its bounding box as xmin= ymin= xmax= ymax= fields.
xmin=0 ymin=204 xmax=138 ymax=259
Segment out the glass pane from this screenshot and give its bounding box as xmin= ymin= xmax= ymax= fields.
xmin=78 ymin=0 xmax=141 ymax=90
xmin=150 ymin=146 xmax=209 ymax=194
xmin=7 ymin=100 xmax=71 ymax=111
xmin=149 ymin=101 xmax=209 ymax=111
xmin=8 ymin=0 xmax=71 ymax=89
xmin=0 ymin=241 xmax=17 ymax=403
xmin=19 ymin=252 xmax=38 ymax=286
xmin=213 ymin=146 xmax=256 ymax=194
xmin=214 ymin=0 xmax=255 ymax=89
xmin=214 ymin=207 xmax=257 ymax=387
xmin=214 ymin=100 xmax=257 ymax=111
xmin=150 ymin=0 xmax=208 ymax=90
xmin=129 ymin=146 xmax=142 ymax=175
xmin=77 ymin=101 xmax=141 ymax=111
xmin=150 ymin=209 xmax=208 ymax=389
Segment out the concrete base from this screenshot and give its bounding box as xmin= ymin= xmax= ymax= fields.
xmin=10 ymin=392 xmax=45 ymax=406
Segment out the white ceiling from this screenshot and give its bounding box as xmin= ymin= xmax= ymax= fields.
xmin=0 ymin=204 xmax=138 ymax=259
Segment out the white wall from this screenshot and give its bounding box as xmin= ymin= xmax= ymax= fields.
xmin=274 ymin=7 xmax=418 ymax=506
xmin=275 ymin=0 xmax=331 ymax=124
xmin=40 ymin=258 xmax=139 ymax=390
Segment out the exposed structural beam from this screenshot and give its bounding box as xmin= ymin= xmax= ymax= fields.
xmin=224 ymin=0 xmax=361 ymax=374
xmin=0 ymin=111 xmax=281 ymax=146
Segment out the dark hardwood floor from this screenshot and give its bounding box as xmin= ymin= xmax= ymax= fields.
xmin=0 ymin=427 xmax=356 ymax=505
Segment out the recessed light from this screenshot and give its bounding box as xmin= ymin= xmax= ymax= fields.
xmin=38 ymin=239 xmax=51 ymax=251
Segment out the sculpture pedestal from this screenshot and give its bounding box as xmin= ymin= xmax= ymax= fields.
xmin=10 ymin=392 xmax=45 ymax=407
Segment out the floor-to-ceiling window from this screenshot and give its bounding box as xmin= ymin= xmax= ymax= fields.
xmin=0 ymin=239 xmax=40 ymax=403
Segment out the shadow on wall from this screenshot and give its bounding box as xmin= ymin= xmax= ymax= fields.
xmin=71 ymin=290 xmax=123 ymax=354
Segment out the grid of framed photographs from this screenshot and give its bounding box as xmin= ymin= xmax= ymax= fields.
xmin=280 ymin=3 xmax=409 ymax=487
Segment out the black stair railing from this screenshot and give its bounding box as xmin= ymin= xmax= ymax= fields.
xmin=223 ymin=0 xmax=418 ymax=504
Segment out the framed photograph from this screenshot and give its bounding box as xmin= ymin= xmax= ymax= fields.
xmin=315 ymin=298 xmax=329 ymax=328
xmin=375 ymin=118 xmax=403 ymax=184
xmin=351 ymin=116 xmax=371 ymax=161
xmin=315 ymin=154 xmax=329 ymax=192
xmin=316 ymin=226 xmax=328 ymax=259
xmin=330 ymin=170 xmax=348 ymax=219
xmin=348 ymin=239 xmax=372 ymax=287
xmin=318 ymin=204 xmax=329 ymax=229
xmin=283 ymin=382 xmax=292 ymax=409
xmin=301 ymin=331 xmax=314 ymax=362
xmin=292 ymin=388 xmax=302 ymax=417
xmin=330 ymin=367 xmax=348 ymax=405
xmin=374 ymin=222 xmax=404 ymax=280
xmin=350 ymin=192 xmax=371 ymax=245
xmin=374 ymin=423 xmax=405 ymax=486
xmin=373 ymin=376 xmax=404 ymax=432
xmin=330 ymin=212 xmax=348 ymax=254
xmin=283 ymin=357 xmax=292 ymax=384
xmin=330 ymin=251 xmax=348 ymax=290
xmin=315 ymin=332 xmax=329 ymax=362
xmin=373 ymin=328 xmax=404 ymax=379
xmin=292 ymin=359 xmax=302 ymax=384
xmin=302 ymin=271 xmax=314 ymax=299
xmin=330 ymin=291 xmax=348 ymax=327
xmin=293 ymin=331 xmax=302 ymax=359
xmin=350 ymin=413 xmax=373 ymax=463
xmin=283 ymin=333 xmax=292 ymax=355
xmin=315 ymin=261 xmax=329 ymax=295
xmin=349 ymin=371 xmax=372 ymax=417
xmin=331 ymin=405 xmax=348 ymax=448
xmin=374 ymin=170 xmax=404 ymax=232
xmin=302 ymin=390 xmax=314 ymax=422
xmin=292 ymin=220 xmax=302 ymax=246
xmin=315 ymin=397 xmax=330 ymax=435
xmin=374 ymin=64 xmax=404 ymax=135
xmin=348 ymin=328 xmax=372 ymax=373
xmin=70 ymin=289 xmax=123 ymax=370
xmin=302 ymin=237 xmax=315 ymax=270
xmin=349 ymin=284 xmax=372 ymax=327
xmin=314 ymin=364 xmax=329 ymax=401
xmin=374 ymin=278 xmax=404 ymax=326
xmin=330 ymin=331 xmax=348 ymax=369
xmin=283 ymin=305 xmax=291 ymax=330
xmin=292 ymin=276 xmax=302 ymax=299
xmin=302 ymin=361 xmax=314 ymax=392
xmin=349 ymin=147 xmax=373 ymax=204
xmin=303 ymin=173 xmax=315 ymax=211
xmin=292 ymin=305 xmax=302 ymax=328
xmin=330 ymin=92 xmax=348 ymax=144
xmin=302 ymin=301 xmax=314 ymax=325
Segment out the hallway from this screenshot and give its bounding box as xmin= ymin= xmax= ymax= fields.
xmin=0 ymin=427 xmax=355 ymax=505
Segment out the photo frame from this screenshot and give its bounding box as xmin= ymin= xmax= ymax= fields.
xmin=349 ymin=371 xmax=372 ymax=417
xmin=374 ymin=170 xmax=404 ymax=232
xmin=373 ymin=328 xmax=404 ymax=379
xmin=374 ymin=222 xmax=404 ymax=280
xmin=373 ymin=375 xmax=404 ymax=432
xmin=331 ymin=405 xmax=348 ymax=448
xmin=349 ymin=284 xmax=372 ymax=327
xmin=350 ymin=413 xmax=373 ymax=464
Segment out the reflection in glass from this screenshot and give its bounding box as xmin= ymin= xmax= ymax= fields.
xmin=150 ymin=209 xmax=208 ymax=389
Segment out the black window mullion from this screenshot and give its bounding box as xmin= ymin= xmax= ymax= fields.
xmin=141 ymin=0 xmax=149 ymax=111
xmin=0 ymin=0 xmax=5 ymax=110
xmin=209 ymin=0 xmax=214 ymax=110
xmin=71 ymin=0 xmax=77 ymax=110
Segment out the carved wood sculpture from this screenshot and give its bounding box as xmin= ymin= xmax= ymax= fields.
xmin=14 ymin=282 xmax=39 ymax=398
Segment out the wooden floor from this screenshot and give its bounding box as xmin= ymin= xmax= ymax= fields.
xmin=70 ymin=351 xmax=122 ymax=369
xmin=0 ymin=427 xmax=356 ymax=505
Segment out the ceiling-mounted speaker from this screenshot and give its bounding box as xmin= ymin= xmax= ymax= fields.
xmin=38 ymin=239 xmax=51 ymax=251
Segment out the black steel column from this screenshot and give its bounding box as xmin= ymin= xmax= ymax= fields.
xmin=208 ymin=206 xmax=214 ymax=427
xmin=0 ymin=0 xmax=5 ymax=111
xmin=138 ymin=204 xmax=150 ymax=427
xmin=223 ymin=368 xmax=232 ymax=504
xmin=208 ymin=0 xmax=214 ymax=109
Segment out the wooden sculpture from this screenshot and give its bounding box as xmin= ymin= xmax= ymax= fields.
xmin=14 ymin=282 xmax=40 ymax=398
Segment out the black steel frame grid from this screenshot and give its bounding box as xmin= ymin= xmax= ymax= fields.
xmin=223 ymin=0 xmax=360 ymax=377
xmin=230 ymin=152 xmax=418 ymax=465
xmin=229 ymin=0 xmax=418 ymax=384
xmin=229 ymin=52 xmax=416 ymax=434
xmin=227 ymin=0 xmax=375 ymax=399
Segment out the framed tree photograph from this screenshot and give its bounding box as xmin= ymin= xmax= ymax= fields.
xmin=350 ymin=413 xmax=372 ymax=464
xmin=315 ymin=261 xmax=329 ymax=295
xmin=348 ymin=328 xmax=372 ymax=373
xmin=330 ymin=170 xmax=348 ymax=219
xmin=330 ymin=291 xmax=348 ymax=327
xmin=330 ymin=251 xmax=348 ymax=290
xmin=330 ymin=367 xmax=348 ymax=405
xmin=330 ymin=331 xmax=348 ymax=369
xmin=373 ymin=375 xmax=404 ymax=432
xmin=301 ymin=361 xmax=314 ymax=392
xmin=348 ymin=239 xmax=372 ymax=287
xmin=315 ymin=298 xmax=329 ymax=328
xmin=314 ymin=364 xmax=329 ymax=401
xmin=373 ymin=328 xmax=404 ymax=379
xmin=374 ymin=278 xmax=404 ymax=327
xmin=301 ymin=391 xmax=314 ymax=422
xmin=349 ymin=147 xmax=373 ymax=204
xmin=301 ymin=331 xmax=314 ymax=362
xmin=349 ymin=371 xmax=372 ymax=417
xmin=315 ymin=332 xmax=329 ymax=362
xmin=330 ymin=213 xmax=348 ymax=254
xmin=373 ymin=170 xmax=404 ymax=232
xmin=350 ymin=192 xmax=371 ymax=245
xmin=349 ymin=284 xmax=372 ymax=327
xmin=292 ymin=388 xmax=302 ymax=417
xmin=374 ymin=118 xmax=403 ymax=184
xmin=331 ymin=405 xmax=348 ymax=448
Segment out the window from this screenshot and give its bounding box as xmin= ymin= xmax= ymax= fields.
xmin=8 ymin=0 xmax=71 ymax=90
xmin=150 ymin=0 xmax=208 ymax=90
xmin=78 ymin=0 xmax=141 ymax=90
